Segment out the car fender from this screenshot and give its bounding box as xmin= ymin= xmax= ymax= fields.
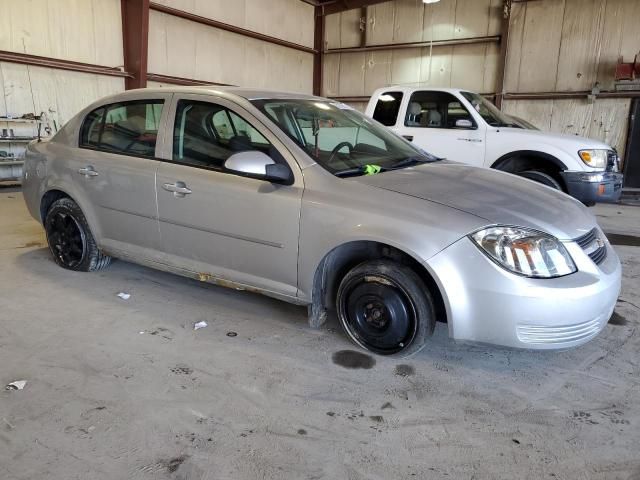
xmin=298 ymin=218 xmax=471 ymax=305
xmin=490 ymin=148 xmax=569 ymax=171
xmin=39 ymin=176 xmax=104 ymax=244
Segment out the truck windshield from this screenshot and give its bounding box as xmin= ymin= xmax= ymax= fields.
xmin=460 ymin=92 xmax=524 ymax=129
xmin=250 ymin=99 xmax=439 ymax=176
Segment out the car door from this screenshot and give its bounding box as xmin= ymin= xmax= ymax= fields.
xmin=393 ymin=91 xmax=486 ymax=166
xmin=75 ymin=94 xmax=172 ymax=258
xmin=155 ymin=94 xmax=303 ymax=298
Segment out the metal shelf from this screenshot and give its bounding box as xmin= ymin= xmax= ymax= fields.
xmin=0 ymin=138 xmax=37 ymax=143
xmin=0 ymin=118 xmax=40 ymax=123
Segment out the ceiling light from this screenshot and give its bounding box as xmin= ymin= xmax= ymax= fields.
xmin=423 ymin=0 xmax=440 ymax=3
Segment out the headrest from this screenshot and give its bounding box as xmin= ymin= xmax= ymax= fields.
xmin=408 ymin=102 xmax=422 ymax=115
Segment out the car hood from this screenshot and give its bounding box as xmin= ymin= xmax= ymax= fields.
xmin=352 ymin=162 xmax=597 ymax=240
xmin=498 ymin=127 xmax=612 ymax=150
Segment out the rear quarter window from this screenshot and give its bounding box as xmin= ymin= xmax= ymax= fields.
xmin=372 ymin=92 xmax=403 ymax=126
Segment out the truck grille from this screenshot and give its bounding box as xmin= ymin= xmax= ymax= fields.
xmin=575 ymin=228 xmax=607 ymax=265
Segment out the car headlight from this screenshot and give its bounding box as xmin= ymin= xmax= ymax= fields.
xmin=470 ymin=226 xmax=576 ymax=278
xmin=578 ymin=149 xmax=608 ymax=169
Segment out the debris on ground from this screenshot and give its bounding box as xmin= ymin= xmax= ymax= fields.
xmin=5 ymin=380 xmax=27 ymax=391
xmin=194 ymin=321 xmax=208 ymax=331
xmin=226 ymin=331 xmax=237 ymax=337
xmin=117 ymin=292 xmax=131 ymax=300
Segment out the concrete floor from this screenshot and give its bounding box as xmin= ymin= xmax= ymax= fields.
xmin=1 ymin=187 xmax=639 ymax=480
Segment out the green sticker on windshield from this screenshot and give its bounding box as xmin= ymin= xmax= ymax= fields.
xmin=363 ymin=164 xmax=382 ymax=175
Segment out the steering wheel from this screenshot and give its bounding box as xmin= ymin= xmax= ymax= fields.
xmin=328 ymin=141 xmax=354 ymax=165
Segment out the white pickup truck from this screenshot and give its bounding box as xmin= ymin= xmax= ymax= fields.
xmin=365 ymin=87 xmax=623 ymax=205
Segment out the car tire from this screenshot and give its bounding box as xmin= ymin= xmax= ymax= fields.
xmin=517 ymin=170 xmax=563 ymax=191
xmin=44 ymin=197 xmax=112 ymax=272
xmin=336 ymin=259 xmax=435 ymax=357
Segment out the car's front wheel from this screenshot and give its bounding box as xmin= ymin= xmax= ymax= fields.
xmin=336 ymin=260 xmax=435 ymax=357
xmin=44 ymin=197 xmax=112 ymax=272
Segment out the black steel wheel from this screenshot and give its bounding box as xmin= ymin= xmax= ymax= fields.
xmin=337 ymin=260 xmax=435 ymax=357
xmin=44 ymin=197 xmax=112 ymax=272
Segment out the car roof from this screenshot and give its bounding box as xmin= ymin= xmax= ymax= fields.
xmin=373 ymin=86 xmax=472 ymax=95
xmin=112 ymin=86 xmax=326 ymax=102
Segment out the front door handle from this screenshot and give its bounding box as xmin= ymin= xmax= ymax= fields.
xmin=162 ymin=181 xmax=192 ymax=198
xmin=78 ymin=166 xmax=99 ymax=177
xmin=457 ymin=138 xmax=483 ymax=143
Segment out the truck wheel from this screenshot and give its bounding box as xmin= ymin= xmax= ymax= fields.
xmin=336 ymin=260 xmax=435 ymax=357
xmin=516 ymin=170 xmax=563 ymax=191
xmin=44 ymin=197 xmax=112 ymax=272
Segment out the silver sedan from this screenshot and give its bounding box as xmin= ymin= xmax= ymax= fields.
xmin=22 ymin=87 xmax=621 ymax=356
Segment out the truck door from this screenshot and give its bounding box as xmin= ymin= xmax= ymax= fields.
xmin=385 ymin=91 xmax=486 ymax=166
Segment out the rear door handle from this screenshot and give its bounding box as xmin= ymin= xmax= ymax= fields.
xmin=162 ymin=181 xmax=192 ymax=197
xmin=402 ymin=135 xmax=414 ymax=141
xmin=78 ymin=166 xmax=99 ymax=177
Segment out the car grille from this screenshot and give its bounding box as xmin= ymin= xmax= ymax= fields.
xmin=575 ymin=228 xmax=607 ymax=265
xmin=517 ymin=318 xmax=603 ymax=344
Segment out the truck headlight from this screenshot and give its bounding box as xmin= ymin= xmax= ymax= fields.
xmin=578 ymin=149 xmax=608 ymax=169
xmin=470 ymin=226 xmax=576 ymax=278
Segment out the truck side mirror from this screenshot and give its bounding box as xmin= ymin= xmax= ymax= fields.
xmin=455 ymin=119 xmax=474 ymax=129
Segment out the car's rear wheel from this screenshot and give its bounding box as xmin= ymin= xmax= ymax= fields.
xmin=336 ymin=260 xmax=435 ymax=357
xmin=516 ymin=170 xmax=563 ymax=191
xmin=44 ymin=197 xmax=112 ymax=272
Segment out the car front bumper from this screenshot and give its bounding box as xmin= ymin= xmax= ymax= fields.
xmin=427 ymin=233 xmax=621 ymax=349
xmin=561 ymin=171 xmax=623 ymax=204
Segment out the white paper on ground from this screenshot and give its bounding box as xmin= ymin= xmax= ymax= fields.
xmin=194 ymin=321 xmax=208 ymax=330
xmin=6 ymin=380 xmax=27 ymax=390
xmin=117 ymin=292 xmax=131 ymax=300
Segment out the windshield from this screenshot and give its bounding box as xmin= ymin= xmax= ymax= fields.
xmin=250 ymin=99 xmax=439 ymax=176
xmin=460 ymin=92 xmax=523 ymax=128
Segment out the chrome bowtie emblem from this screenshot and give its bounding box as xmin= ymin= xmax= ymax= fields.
xmin=595 ymin=238 xmax=605 ymax=248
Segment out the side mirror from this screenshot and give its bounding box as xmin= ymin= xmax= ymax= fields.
xmin=455 ymin=119 xmax=474 ymax=129
xmin=224 ymin=151 xmax=291 ymax=183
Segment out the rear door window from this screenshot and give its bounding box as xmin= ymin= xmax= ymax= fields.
xmin=79 ymin=100 xmax=164 ymax=158
xmin=372 ymin=91 xmax=403 ymax=126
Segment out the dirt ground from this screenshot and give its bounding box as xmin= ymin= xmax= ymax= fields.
xmin=1 ymin=187 xmax=639 ymax=480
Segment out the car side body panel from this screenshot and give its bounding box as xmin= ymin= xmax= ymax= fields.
xmin=295 ymin=164 xmax=488 ymax=302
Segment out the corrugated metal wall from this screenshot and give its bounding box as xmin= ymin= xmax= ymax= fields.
xmin=502 ymin=0 xmax=640 ymax=157
xmin=0 ymin=0 xmax=315 ymax=135
xmin=1 ymin=0 xmax=638 ymax=159
xmin=0 ymin=0 xmax=124 ymax=141
xmin=147 ymin=0 xmax=314 ymax=92
xmin=324 ymin=0 xmax=502 ymax=100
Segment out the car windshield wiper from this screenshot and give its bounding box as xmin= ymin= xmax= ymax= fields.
xmin=334 ymin=156 xmax=435 ymax=177
xmin=334 ymin=167 xmax=371 ymax=177
xmin=387 ymin=156 xmax=431 ymax=170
